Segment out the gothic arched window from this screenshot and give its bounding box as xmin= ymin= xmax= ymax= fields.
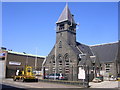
xmin=64 ymin=53 xmax=70 ymax=66
xmin=59 ymin=41 xmax=62 ymax=48
xmin=58 ymin=54 xmax=62 ymax=66
xmin=64 ymin=53 xmax=70 ymax=73
xmin=51 ymin=55 xmax=55 ymax=65
xmin=64 ymin=53 xmax=69 ymax=62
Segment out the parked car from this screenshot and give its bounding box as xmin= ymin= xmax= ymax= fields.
xmin=45 ymin=73 xmax=68 ymax=80
xmin=117 ymin=74 xmax=120 ymax=81
xmin=92 ymin=78 xmax=102 ymax=83
xmin=44 ymin=74 xmax=49 ymax=79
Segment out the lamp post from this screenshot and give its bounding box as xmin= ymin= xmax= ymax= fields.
xmin=87 ymin=65 xmax=89 ymax=87
xmin=35 ymin=48 xmax=38 ymax=70
xmin=42 ymin=56 xmax=47 ymax=79
xmin=54 ymin=44 xmax=57 ymax=80
xmin=92 ymin=62 xmax=95 ymax=78
xmin=23 ymin=52 xmax=28 ymax=66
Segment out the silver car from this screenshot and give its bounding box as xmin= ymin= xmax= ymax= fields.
xmin=47 ymin=73 xmax=68 ymax=80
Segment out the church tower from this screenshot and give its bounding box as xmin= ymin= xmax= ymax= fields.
xmin=56 ymin=4 xmax=77 ymax=46
xmin=44 ymin=4 xmax=95 ymax=81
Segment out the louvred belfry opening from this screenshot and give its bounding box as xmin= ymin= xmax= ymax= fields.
xmin=56 ymin=4 xmax=77 ymax=46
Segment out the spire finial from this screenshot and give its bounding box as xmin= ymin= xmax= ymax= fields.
xmin=66 ymin=2 xmax=68 ymax=6
xmin=66 ymin=1 xmax=68 ymax=7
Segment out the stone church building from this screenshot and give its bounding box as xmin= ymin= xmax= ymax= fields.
xmin=43 ymin=4 xmax=100 ymax=81
xmin=91 ymin=42 xmax=119 ymax=80
xmin=43 ymin=4 xmax=120 ymax=81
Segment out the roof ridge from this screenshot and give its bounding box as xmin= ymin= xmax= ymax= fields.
xmin=7 ymin=51 xmax=46 ymax=58
xmin=90 ymin=41 xmax=118 ymax=47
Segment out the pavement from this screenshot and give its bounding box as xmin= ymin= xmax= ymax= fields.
xmin=89 ymin=81 xmax=119 ymax=88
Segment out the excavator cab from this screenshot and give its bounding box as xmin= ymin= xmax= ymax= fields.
xmin=13 ymin=66 xmax=38 ymax=82
xmin=25 ymin=66 xmax=33 ymax=76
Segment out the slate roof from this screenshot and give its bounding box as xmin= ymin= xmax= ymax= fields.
xmin=76 ymin=42 xmax=94 ymax=66
xmin=56 ymin=4 xmax=75 ymax=24
xmin=70 ymin=45 xmax=82 ymax=54
xmin=116 ymin=40 xmax=120 ymax=62
xmin=90 ymin=42 xmax=118 ymax=63
xmin=76 ymin=42 xmax=93 ymax=56
xmin=67 ymin=42 xmax=94 ymax=58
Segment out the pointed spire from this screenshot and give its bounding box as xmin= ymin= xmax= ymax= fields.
xmin=56 ymin=4 xmax=75 ymax=24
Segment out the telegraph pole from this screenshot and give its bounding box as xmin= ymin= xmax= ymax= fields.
xmin=35 ymin=48 xmax=38 ymax=70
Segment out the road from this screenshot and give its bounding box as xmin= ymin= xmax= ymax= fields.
xmin=0 ymin=79 xmax=119 ymax=90
xmin=1 ymin=84 xmax=26 ymax=90
xmin=1 ymin=84 xmax=119 ymax=90
xmin=1 ymin=79 xmax=82 ymax=88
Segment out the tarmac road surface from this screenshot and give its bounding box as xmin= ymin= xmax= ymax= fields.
xmin=0 ymin=79 xmax=119 ymax=90
xmin=1 ymin=84 xmax=119 ymax=90
xmin=1 ymin=79 xmax=82 ymax=88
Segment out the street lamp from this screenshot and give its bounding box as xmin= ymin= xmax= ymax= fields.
xmin=23 ymin=52 xmax=28 ymax=66
xmin=35 ymin=48 xmax=38 ymax=70
xmin=54 ymin=44 xmax=57 ymax=80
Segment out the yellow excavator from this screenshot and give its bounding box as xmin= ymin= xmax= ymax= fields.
xmin=13 ymin=66 xmax=38 ymax=82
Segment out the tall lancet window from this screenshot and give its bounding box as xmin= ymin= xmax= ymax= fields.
xmin=51 ymin=55 xmax=55 ymax=65
xmin=58 ymin=54 xmax=63 ymax=73
xmin=58 ymin=54 xmax=62 ymax=66
xmin=64 ymin=53 xmax=69 ymax=66
xmin=59 ymin=41 xmax=62 ymax=48
xmin=64 ymin=53 xmax=70 ymax=73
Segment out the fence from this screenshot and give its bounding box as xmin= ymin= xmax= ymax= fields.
xmin=6 ymin=65 xmax=90 ymax=87
xmin=42 ymin=65 xmax=90 ymax=87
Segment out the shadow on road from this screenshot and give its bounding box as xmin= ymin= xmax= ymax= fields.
xmin=1 ymin=84 xmax=118 ymax=90
xmin=1 ymin=84 xmax=26 ymax=90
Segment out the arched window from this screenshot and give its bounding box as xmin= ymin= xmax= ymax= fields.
xmin=64 ymin=53 xmax=69 ymax=62
xmin=51 ymin=55 xmax=55 ymax=65
xmin=64 ymin=53 xmax=70 ymax=66
xmin=59 ymin=24 xmax=64 ymax=30
xmin=64 ymin=53 xmax=70 ymax=73
xmin=58 ymin=54 xmax=62 ymax=60
xmin=59 ymin=41 xmax=62 ymax=48
xmin=58 ymin=54 xmax=62 ymax=66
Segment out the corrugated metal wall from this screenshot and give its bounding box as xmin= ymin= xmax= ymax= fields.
xmin=0 ymin=61 xmax=5 ymax=79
